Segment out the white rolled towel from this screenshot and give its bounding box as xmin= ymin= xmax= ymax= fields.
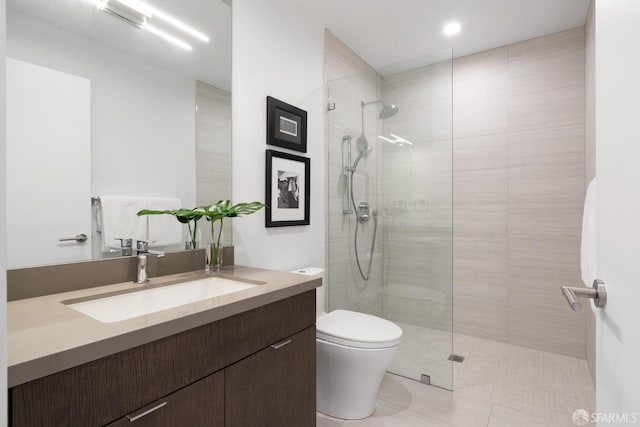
xmin=581 ymin=178 xmax=597 ymax=288
xmin=146 ymin=197 xmax=183 ymax=248
xmin=99 ymin=195 xmax=147 ymax=252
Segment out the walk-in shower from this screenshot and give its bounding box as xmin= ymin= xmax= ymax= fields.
xmin=328 ymin=56 xmax=453 ymax=390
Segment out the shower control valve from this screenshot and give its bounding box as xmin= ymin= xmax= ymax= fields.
xmin=357 ymin=201 xmax=371 ymax=223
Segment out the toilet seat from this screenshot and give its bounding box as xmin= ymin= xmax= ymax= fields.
xmin=316 ymin=310 xmax=403 ymax=349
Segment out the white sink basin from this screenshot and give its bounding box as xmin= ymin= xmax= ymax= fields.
xmin=66 ymin=277 xmax=258 ymax=323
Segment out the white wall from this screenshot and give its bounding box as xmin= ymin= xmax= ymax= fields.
xmin=1 ymin=0 xmax=8 ymax=424
xmin=595 ymin=0 xmax=640 ymax=419
xmin=584 ymin=0 xmax=597 ymax=387
xmin=232 ymin=0 xmax=325 ymax=271
xmin=7 ymin=11 xmax=196 ymax=207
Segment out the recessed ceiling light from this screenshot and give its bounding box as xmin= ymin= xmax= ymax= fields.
xmin=443 ymin=22 xmax=461 ymax=36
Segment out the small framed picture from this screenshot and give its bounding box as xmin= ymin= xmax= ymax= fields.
xmin=266 ymin=96 xmax=307 ymax=153
xmin=265 ymin=149 xmax=310 ymax=227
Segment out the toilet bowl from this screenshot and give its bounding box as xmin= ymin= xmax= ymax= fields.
xmin=290 ymin=267 xmax=403 ymax=420
xmin=316 ymin=310 xmax=402 ymax=419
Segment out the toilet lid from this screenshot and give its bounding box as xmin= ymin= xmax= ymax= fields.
xmin=316 ymin=310 xmax=403 ymax=349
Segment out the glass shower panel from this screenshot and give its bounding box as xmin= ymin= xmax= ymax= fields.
xmin=327 ymin=70 xmax=385 ymax=319
xmin=380 ymin=57 xmax=453 ymax=390
xmin=327 ymin=52 xmax=453 ymax=390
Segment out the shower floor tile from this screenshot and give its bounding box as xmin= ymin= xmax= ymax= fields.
xmin=388 ymin=321 xmax=454 ymax=388
xmin=317 ymin=333 xmax=596 ymax=426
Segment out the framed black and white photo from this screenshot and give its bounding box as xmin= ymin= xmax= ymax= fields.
xmin=266 ymin=96 xmax=307 ymax=153
xmin=265 ymin=150 xmax=310 ymax=227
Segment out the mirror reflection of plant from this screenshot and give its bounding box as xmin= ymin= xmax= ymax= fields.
xmin=136 ymin=207 xmax=204 ymax=249
xmin=200 ymin=200 xmax=266 ymax=262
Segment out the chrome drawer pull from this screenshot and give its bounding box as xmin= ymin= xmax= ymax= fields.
xmin=270 ymin=339 xmax=292 ymax=350
xmin=126 ymin=399 xmax=167 ymax=422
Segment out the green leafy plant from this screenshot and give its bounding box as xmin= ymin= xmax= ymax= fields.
xmin=136 ymin=200 xmax=266 ymax=270
xmin=199 ymin=200 xmax=266 ymax=269
xmin=136 ymin=207 xmax=204 ymax=249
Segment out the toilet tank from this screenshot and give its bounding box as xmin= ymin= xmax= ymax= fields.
xmin=290 ymin=267 xmax=325 ymax=317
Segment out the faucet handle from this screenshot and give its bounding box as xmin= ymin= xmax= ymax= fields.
xmin=136 ymin=240 xmax=149 ymax=252
xmin=114 ymin=238 xmax=133 ymax=256
xmin=135 ymin=240 xmax=164 ymax=257
xmin=114 ymin=238 xmax=132 ymax=248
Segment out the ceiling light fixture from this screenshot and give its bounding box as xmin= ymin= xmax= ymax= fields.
xmin=144 ymin=23 xmax=193 ymax=51
xmin=114 ymin=0 xmax=153 ymax=17
xmin=86 ymin=0 xmax=207 ymax=50
xmin=443 ymin=22 xmax=461 ymax=36
xmin=152 ymin=8 xmax=210 ymax=42
xmin=100 ymin=0 xmax=149 ymax=29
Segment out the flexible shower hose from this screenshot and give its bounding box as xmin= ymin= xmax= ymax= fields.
xmin=350 ymin=170 xmax=378 ymax=281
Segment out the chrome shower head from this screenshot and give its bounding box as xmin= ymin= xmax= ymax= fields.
xmin=361 ymin=100 xmax=399 ymax=119
xmin=379 ymin=104 xmax=398 ymax=119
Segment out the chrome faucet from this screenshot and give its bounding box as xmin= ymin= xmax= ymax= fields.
xmin=135 ymin=240 xmax=165 ymax=284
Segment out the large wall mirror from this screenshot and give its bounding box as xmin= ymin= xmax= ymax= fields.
xmin=6 ymin=0 xmax=232 ymax=268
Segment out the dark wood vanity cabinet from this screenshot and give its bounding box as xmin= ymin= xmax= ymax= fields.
xmin=9 ymin=290 xmax=316 ymax=427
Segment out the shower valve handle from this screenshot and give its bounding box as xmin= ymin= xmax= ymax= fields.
xmin=357 ymin=201 xmax=370 ymax=223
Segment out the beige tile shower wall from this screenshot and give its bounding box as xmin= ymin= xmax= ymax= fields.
xmin=453 ymin=27 xmax=586 ymax=358
xmin=453 ymin=47 xmax=510 ymax=343
xmin=585 ymin=1 xmax=596 ymax=385
xmin=196 ymin=81 xmax=232 ymax=246
xmin=324 ymin=30 xmax=384 ymax=316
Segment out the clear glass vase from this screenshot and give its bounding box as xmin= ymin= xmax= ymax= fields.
xmin=205 ymin=242 xmax=223 ymax=273
xmin=185 ymin=240 xmax=200 ymax=250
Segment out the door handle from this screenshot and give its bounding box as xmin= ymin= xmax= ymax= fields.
xmin=58 ymin=233 xmax=88 ymax=243
xmin=561 ymin=279 xmax=607 ymax=311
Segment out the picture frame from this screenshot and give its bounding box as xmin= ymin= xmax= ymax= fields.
xmin=266 ymin=96 xmax=307 ymax=153
xmin=265 ymin=149 xmax=310 ymax=227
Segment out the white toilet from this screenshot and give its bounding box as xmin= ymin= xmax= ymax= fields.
xmin=291 ymin=268 xmax=403 ymax=420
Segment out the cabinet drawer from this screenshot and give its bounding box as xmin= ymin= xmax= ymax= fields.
xmin=225 ymin=327 xmax=316 ymax=427
xmin=106 ymin=370 xmax=224 ymax=427
xmin=223 ymin=290 xmax=315 ymax=365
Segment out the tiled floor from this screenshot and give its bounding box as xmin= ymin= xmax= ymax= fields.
xmin=317 ymin=333 xmax=596 ymax=427
xmin=389 ymin=321 xmax=453 ymax=389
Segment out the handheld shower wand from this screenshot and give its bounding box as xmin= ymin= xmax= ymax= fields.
xmin=339 ymin=99 xmax=399 ymax=281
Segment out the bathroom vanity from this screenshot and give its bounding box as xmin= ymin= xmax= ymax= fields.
xmin=7 ymin=266 xmax=319 ymax=426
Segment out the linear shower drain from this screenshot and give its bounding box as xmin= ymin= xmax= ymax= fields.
xmin=447 ymin=354 xmax=465 ymax=363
